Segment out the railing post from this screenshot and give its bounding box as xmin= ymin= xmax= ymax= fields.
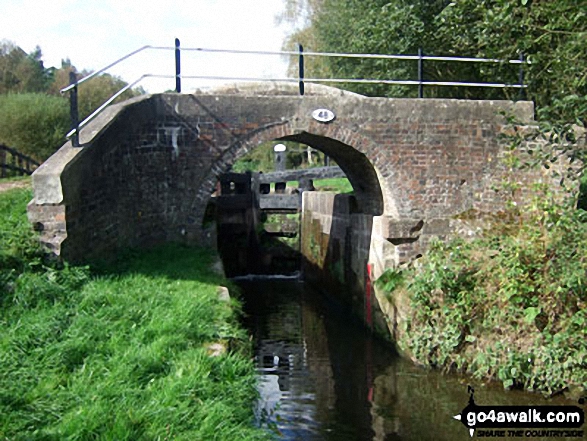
xmin=175 ymin=38 xmax=181 ymax=93
xmin=518 ymin=52 xmax=525 ymax=101
xmin=0 ymin=147 xmax=6 ymax=178
xmin=69 ymin=71 xmax=80 ymax=147
xmin=298 ymin=43 xmax=305 ymax=96
xmin=418 ymin=48 xmax=424 ymax=98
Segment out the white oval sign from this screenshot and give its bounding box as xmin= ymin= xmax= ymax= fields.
xmin=311 ymin=108 xmax=336 ymax=123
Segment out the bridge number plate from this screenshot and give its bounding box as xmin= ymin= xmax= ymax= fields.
xmin=312 ymin=108 xmax=336 ymax=123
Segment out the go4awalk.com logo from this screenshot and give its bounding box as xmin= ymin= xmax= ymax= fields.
xmin=453 ymin=386 xmax=585 ymax=438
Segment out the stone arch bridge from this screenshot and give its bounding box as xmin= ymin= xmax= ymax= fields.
xmin=28 ymin=83 xmax=538 ymax=277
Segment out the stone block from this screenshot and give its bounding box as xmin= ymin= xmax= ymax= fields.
xmin=380 ymin=218 xmax=425 ymax=240
xmin=422 ymin=218 xmax=451 ymax=236
xmin=217 ymin=286 xmax=230 ymax=302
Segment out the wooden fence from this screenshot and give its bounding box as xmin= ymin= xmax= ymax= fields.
xmin=0 ymin=145 xmax=40 ymax=178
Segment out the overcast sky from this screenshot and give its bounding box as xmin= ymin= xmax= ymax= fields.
xmin=1 ymin=0 xmax=295 ymax=92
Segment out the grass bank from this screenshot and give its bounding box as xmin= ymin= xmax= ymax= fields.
xmin=0 ymin=188 xmax=271 ymax=440
xmin=378 ymin=196 xmax=587 ymax=398
xmin=312 ymin=177 xmax=353 ymax=194
xmin=285 ymin=177 xmax=353 ymax=194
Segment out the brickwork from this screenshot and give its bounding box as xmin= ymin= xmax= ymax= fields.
xmin=27 ymin=85 xmax=538 ymax=262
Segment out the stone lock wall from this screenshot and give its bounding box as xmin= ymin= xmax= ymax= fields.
xmin=28 ymin=84 xmax=538 ymax=271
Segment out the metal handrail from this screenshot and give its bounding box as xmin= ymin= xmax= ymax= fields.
xmin=63 ymin=39 xmax=530 ymax=146
xmin=178 ymin=74 xmax=526 ymax=89
xmin=60 ymin=45 xmax=171 ymax=94
xmin=62 ymin=43 xmax=529 ymax=94
xmin=124 ymin=45 xmax=527 ymax=64
xmin=65 ymin=74 xmax=146 ymax=138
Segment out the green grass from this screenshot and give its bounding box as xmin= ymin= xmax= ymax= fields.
xmin=0 ymin=188 xmax=271 ymax=440
xmin=286 ymin=177 xmax=353 ymax=194
xmin=0 ymin=175 xmax=31 ymax=183
xmin=312 ymin=177 xmax=353 ymax=194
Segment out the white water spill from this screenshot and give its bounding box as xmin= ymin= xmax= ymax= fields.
xmin=230 ymin=271 xmax=302 ymax=282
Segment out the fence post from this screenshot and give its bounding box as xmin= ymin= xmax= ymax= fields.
xmin=69 ymin=71 xmax=80 ymax=147
xmin=0 ymin=147 xmax=6 ymax=178
xmin=418 ymin=48 xmax=424 ymax=98
xmin=175 ymin=38 xmax=181 ymax=93
xmin=298 ymin=43 xmax=305 ymax=96
xmin=518 ymin=52 xmax=525 ymax=101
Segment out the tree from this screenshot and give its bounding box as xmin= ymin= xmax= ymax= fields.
xmin=281 ymin=0 xmax=458 ymax=98
xmin=432 ymin=0 xmax=587 ymax=124
xmin=0 ymin=41 xmax=145 ymax=160
xmin=280 ymin=0 xmax=587 ymax=123
xmin=0 ymin=40 xmax=49 ymax=94
xmin=48 ymin=62 xmax=142 ymax=121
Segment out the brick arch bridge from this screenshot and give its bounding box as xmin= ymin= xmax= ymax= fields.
xmin=28 ymin=82 xmax=536 ymax=265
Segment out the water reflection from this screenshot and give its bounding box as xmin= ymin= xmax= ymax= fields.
xmin=239 ymin=281 xmax=583 ymax=440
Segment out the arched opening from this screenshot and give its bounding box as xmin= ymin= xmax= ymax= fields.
xmin=202 ymin=128 xmax=385 ymax=278
xmin=279 ymin=132 xmax=384 ymax=216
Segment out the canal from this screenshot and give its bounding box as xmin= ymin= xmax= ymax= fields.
xmin=238 ymin=279 xmax=582 ymax=441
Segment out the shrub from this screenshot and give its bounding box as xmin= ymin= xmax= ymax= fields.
xmin=390 ymin=198 xmax=587 ymax=396
xmin=0 ymin=93 xmax=69 ymax=161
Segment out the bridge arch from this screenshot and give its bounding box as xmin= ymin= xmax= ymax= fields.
xmin=193 ymin=120 xmax=391 ymax=232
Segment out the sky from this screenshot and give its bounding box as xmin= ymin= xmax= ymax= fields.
xmin=1 ymin=0 xmax=296 ymax=92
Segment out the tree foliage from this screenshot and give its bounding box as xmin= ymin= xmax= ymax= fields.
xmin=231 ymin=141 xmax=327 ymax=173
xmin=433 ymin=0 xmax=587 ymax=124
xmin=0 ymin=40 xmax=50 ymax=94
xmin=0 ymin=93 xmax=69 ymax=161
xmin=282 ymin=0 xmax=587 ymax=124
xmin=47 ymin=61 xmax=139 ymax=121
xmin=0 ymin=40 xmax=144 ymax=160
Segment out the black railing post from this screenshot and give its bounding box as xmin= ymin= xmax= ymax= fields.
xmin=175 ymin=38 xmax=181 ymax=93
xmin=69 ymin=71 xmax=80 ymax=147
xmin=518 ymin=52 xmax=525 ymax=101
xmin=298 ymin=43 xmax=305 ymax=96
xmin=0 ymin=146 xmax=6 ymax=178
xmin=418 ymin=48 xmax=424 ymax=98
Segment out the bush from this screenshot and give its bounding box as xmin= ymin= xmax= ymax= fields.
xmin=390 ymin=198 xmax=587 ymax=396
xmin=0 ymin=93 xmax=69 ymax=161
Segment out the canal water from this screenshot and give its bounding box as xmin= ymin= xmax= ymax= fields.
xmin=238 ymin=280 xmax=583 ymax=441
